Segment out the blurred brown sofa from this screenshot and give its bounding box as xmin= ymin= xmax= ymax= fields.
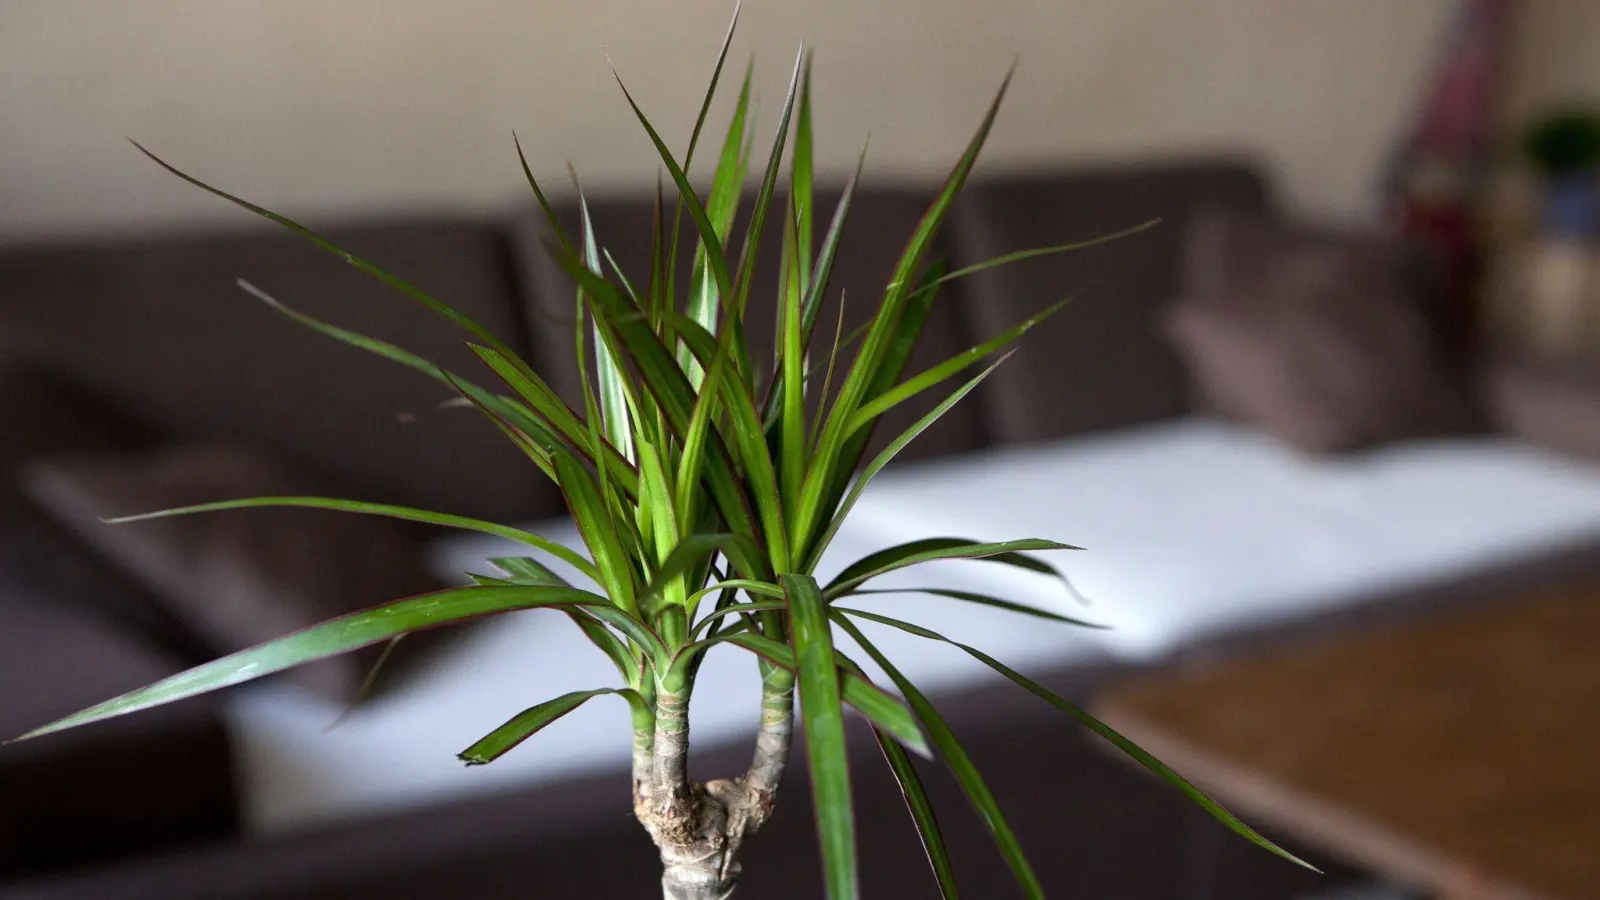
xmin=3 ymin=157 xmax=1600 ymax=900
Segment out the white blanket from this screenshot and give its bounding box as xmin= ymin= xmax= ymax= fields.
xmin=223 ymin=419 xmax=1600 ymax=834
xmin=842 ymin=419 xmax=1600 ymax=658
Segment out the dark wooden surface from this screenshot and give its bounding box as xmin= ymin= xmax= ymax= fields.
xmin=1095 ymin=585 xmax=1600 ymax=900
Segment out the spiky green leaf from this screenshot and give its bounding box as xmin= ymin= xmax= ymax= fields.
xmin=106 ymin=497 xmax=596 ymax=580
xmin=785 ymin=572 xmax=858 ymax=900
xmin=459 ymin=688 xmax=645 ymax=765
xmin=836 ymin=607 xmax=1319 ymax=872
xmin=833 ymin=614 xmax=1042 ymax=897
xmin=874 ymin=728 xmax=960 ymax=899
xmin=824 ymin=537 xmax=1077 ymax=600
xmin=805 ymin=355 xmax=1006 ymax=570
xmin=14 ymin=585 xmax=629 ymax=742
xmin=842 ymin=587 xmax=1106 ymax=628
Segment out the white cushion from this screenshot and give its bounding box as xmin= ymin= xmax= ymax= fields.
xmin=842 ymin=418 xmax=1600 ymax=659
xmin=224 ymin=417 xmax=1600 ymax=834
xmin=226 ymin=513 xmax=1108 ymax=834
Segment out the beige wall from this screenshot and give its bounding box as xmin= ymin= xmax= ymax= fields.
xmin=1505 ymin=1 xmax=1600 ymax=125
xmin=0 ymin=1 xmax=1454 ymax=242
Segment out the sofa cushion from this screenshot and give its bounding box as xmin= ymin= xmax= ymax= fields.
xmin=830 ymin=418 xmax=1600 ymax=661
xmin=507 ymin=185 xmax=990 ymax=462
xmin=1482 ymin=354 xmax=1600 ymax=462
xmin=21 ymin=443 xmax=441 ymax=701
xmin=0 ymin=219 xmax=551 ymax=522
xmin=216 ymin=511 xmax=1113 ymax=834
xmin=0 ymin=498 xmax=211 ymax=664
xmin=948 ymin=159 xmax=1271 ymax=444
xmin=1164 ymin=211 xmax=1476 ymax=453
xmin=0 ymin=366 xmax=206 ymax=658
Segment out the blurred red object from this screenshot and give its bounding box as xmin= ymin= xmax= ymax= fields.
xmin=1382 ymin=0 xmax=1513 ymax=365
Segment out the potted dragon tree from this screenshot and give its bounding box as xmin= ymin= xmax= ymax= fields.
xmin=12 ymin=9 xmax=1308 ymax=898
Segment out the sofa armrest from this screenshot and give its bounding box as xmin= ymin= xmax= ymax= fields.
xmin=1481 ymin=354 xmax=1600 ymax=461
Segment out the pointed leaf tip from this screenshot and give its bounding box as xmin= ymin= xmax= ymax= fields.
xmin=237 ymin=277 xmax=284 ymax=310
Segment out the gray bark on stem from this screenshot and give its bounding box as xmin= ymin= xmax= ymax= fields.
xmin=638 ymin=669 xmax=796 ymax=899
xmin=632 ymin=719 xmax=655 ymax=809
xmin=746 ymin=665 xmax=795 ymax=802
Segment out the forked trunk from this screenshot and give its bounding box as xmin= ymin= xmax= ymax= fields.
xmin=658 ymin=810 xmax=739 ymax=899
xmin=641 ymin=669 xmax=795 ymax=900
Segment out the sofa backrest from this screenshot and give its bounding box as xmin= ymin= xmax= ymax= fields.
xmin=0 ymin=158 xmax=1271 ymax=524
xmin=0 ymin=219 xmax=555 ymax=523
xmin=947 ymin=158 xmax=1271 ymax=444
xmin=510 ymin=158 xmax=1272 ymax=460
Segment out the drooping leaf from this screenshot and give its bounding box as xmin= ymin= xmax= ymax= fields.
xmin=133 ymin=142 xmax=531 ymax=374
xmin=567 ymin=611 xmax=639 ymax=681
xmin=459 ymin=688 xmax=644 ymax=765
xmin=467 ymin=342 xmax=637 ymax=495
xmin=235 ymin=279 xmax=562 ymax=481
xmin=833 ymin=614 xmax=1042 ymax=897
xmin=105 ymin=497 xmax=597 ymax=580
xmin=824 ymin=537 xmax=1078 ymax=600
xmin=927 ymin=218 xmax=1161 ymax=289
xmin=842 ymin=587 xmax=1106 ymax=629
xmin=486 ymin=557 xmax=637 ymax=679
xmin=14 ymin=585 xmax=632 ymax=742
xmin=323 ymin=634 xmax=409 ymax=733
xmin=835 ymin=607 xmax=1319 ymax=872
xmin=833 ymin=650 xmax=961 ymax=899
xmin=874 ymin=727 xmax=960 ymax=899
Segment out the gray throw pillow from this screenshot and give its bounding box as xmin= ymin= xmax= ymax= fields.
xmin=21 ymin=443 xmax=441 ymax=701
xmin=0 ymin=367 xmax=205 ymax=659
xmin=1164 ymin=212 xmax=1475 ymax=454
